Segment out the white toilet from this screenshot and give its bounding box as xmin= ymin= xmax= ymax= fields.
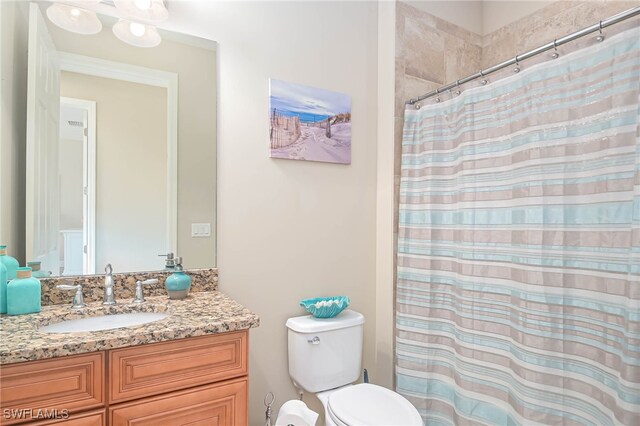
xmin=286 ymin=310 xmax=423 ymax=426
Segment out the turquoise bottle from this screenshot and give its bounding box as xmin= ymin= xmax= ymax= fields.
xmin=0 ymin=262 xmax=6 ymax=314
xmin=27 ymin=261 xmax=51 ymax=278
xmin=165 ymin=256 xmax=191 ymax=300
xmin=7 ymin=267 xmax=42 ymax=315
xmin=0 ymin=245 xmax=19 ymax=281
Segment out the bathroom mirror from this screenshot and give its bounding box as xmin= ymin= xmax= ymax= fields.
xmin=24 ymin=2 xmax=217 ymax=276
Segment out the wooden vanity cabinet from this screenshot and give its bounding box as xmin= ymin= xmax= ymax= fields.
xmin=0 ymin=331 xmax=249 ymax=426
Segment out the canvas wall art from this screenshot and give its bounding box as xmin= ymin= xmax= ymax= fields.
xmin=269 ymin=79 xmax=351 ymax=164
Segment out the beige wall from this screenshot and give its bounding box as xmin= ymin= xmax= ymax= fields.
xmin=0 ymin=0 xmax=28 ymax=264
xmin=161 ymin=1 xmax=379 ymax=424
xmin=376 ymin=0 xmax=398 ymax=390
xmin=44 ymin=11 xmax=217 ymax=270
xmin=61 ymin=72 xmax=168 ymax=273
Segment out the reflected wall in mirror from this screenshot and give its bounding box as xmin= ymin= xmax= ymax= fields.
xmin=25 ymin=2 xmax=217 ymax=276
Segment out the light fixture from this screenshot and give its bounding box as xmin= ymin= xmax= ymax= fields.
xmin=113 ymin=0 xmax=168 ymax=24
xmin=112 ymin=19 xmax=161 ymax=48
xmin=45 ymin=0 xmax=167 ymax=48
xmin=46 ymin=2 xmax=102 ymax=35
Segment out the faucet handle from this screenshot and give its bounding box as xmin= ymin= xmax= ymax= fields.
xmin=133 ymin=279 xmax=159 ymax=304
xmin=56 ymin=283 xmax=86 ymax=309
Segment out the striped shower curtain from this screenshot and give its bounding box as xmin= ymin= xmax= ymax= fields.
xmin=396 ymin=27 xmax=639 ymax=426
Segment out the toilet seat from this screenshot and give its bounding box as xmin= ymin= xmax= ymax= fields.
xmin=327 ymin=383 xmax=423 ymax=426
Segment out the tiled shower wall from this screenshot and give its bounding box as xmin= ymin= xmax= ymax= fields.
xmin=394 ymin=2 xmax=483 ymax=289
xmin=482 ymin=0 xmax=639 ymax=69
xmin=393 ymin=0 xmax=638 ymax=286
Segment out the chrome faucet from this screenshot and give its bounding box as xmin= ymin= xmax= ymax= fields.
xmin=56 ymin=282 xmax=86 ymax=310
xmin=103 ymin=264 xmax=116 ymax=305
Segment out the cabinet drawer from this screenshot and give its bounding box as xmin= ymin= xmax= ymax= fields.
xmin=109 ymin=378 xmax=247 ymax=426
xmin=29 ymin=409 xmax=106 ymax=426
xmin=0 ymin=353 xmax=105 ymax=425
xmin=109 ymin=331 xmax=247 ymax=403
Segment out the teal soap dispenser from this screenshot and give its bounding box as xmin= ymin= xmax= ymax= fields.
xmin=0 ymin=245 xmax=19 ymax=281
xmin=7 ymin=267 xmax=42 ymax=315
xmin=0 ymin=262 xmax=6 ymax=314
xmin=164 ymin=256 xmax=191 ymax=299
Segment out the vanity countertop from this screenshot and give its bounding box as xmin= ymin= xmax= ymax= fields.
xmin=0 ymin=291 xmax=260 ymax=365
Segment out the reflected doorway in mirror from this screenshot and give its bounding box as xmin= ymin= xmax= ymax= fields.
xmin=59 ymin=97 xmax=95 ymax=276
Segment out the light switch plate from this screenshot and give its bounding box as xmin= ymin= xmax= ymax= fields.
xmin=191 ymin=223 xmax=211 ymax=237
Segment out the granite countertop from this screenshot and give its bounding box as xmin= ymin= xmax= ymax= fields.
xmin=0 ymin=291 xmax=260 ymax=365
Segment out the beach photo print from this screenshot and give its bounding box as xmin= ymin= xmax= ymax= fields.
xmin=269 ymin=79 xmax=352 ymax=164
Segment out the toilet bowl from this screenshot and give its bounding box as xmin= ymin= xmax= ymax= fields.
xmin=317 ymin=384 xmax=423 ymax=426
xmin=285 ymin=310 xmax=423 ymax=426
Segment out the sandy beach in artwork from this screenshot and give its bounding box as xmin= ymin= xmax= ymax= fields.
xmin=269 ymin=79 xmax=352 ymax=164
xmin=271 ymin=122 xmax=351 ymax=164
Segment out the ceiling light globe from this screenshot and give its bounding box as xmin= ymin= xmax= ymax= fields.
xmin=129 ymin=21 xmax=146 ymax=37
xmin=114 ymin=0 xmax=168 ymax=24
xmin=113 ymin=19 xmax=161 ymax=47
xmin=133 ymin=0 xmax=152 ymax=11
xmin=46 ymin=3 xmax=102 ymax=35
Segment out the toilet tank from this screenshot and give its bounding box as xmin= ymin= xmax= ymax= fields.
xmin=286 ymin=310 xmax=365 ymax=393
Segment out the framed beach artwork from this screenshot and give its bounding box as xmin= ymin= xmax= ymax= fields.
xmin=269 ymin=78 xmax=352 ymax=164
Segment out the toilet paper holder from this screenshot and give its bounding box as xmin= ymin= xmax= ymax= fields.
xmin=264 ymin=392 xmax=275 ymax=426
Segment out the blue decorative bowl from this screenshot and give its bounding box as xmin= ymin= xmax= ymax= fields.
xmin=300 ymin=296 xmax=350 ymax=318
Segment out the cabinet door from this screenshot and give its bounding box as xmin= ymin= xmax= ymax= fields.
xmin=109 ymin=378 xmax=247 ymax=426
xmin=0 ymin=353 xmax=105 ymax=425
xmin=109 ymin=331 xmax=247 ymax=403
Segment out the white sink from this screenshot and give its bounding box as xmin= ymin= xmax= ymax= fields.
xmin=39 ymin=312 xmax=169 ymax=333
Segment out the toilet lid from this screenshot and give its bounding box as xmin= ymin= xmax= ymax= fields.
xmin=328 ymin=384 xmax=423 ymax=426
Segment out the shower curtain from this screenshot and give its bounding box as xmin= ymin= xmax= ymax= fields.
xmin=396 ymin=27 xmax=639 ymax=426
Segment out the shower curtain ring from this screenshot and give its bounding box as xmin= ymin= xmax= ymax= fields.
xmin=435 ymin=88 xmax=441 ymax=103
xmin=479 ymin=70 xmax=488 ymax=86
xmin=514 ymin=55 xmax=521 ymax=73
xmin=596 ymin=21 xmax=605 ymax=42
xmin=550 ymin=40 xmax=560 ymax=59
xmin=454 ymin=80 xmax=461 ymax=96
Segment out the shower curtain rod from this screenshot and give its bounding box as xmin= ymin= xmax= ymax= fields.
xmin=406 ymin=6 xmax=640 ymax=105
